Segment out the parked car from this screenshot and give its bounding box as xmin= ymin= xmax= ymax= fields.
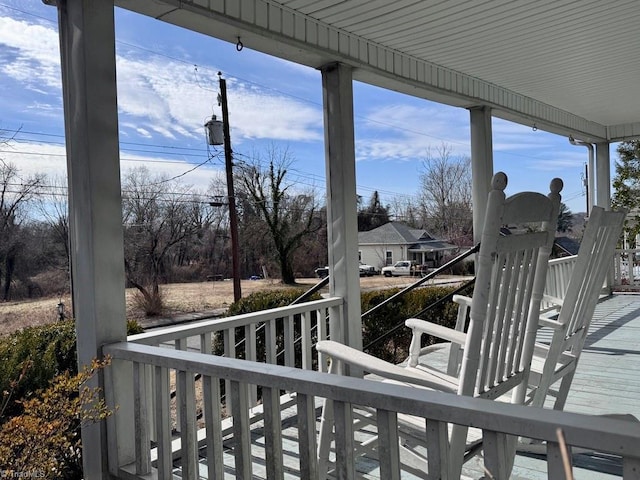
xmin=358 ymin=262 xmax=379 ymax=277
xmin=381 ymin=260 xmax=416 ymax=277
xmin=315 ymin=266 xmax=329 ymax=278
xmin=314 ymin=262 xmax=379 ymax=278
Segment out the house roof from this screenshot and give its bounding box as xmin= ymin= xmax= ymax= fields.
xmin=554 ymin=236 xmax=581 ymax=256
xmin=359 ymin=222 xmax=424 ymax=245
xmin=118 ymin=1 xmax=640 ymax=143
xmin=359 ymin=222 xmax=456 ymax=253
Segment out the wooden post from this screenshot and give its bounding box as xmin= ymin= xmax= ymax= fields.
xmin=469 ymin=106 xmax=494 ymax=245
xmin=219 ymin=74 xmax=242 ymax=302
xmin=53 ymin=0 xmax=132 ymax=476
xmin=320 ymin=63 xmax=362 ymax=359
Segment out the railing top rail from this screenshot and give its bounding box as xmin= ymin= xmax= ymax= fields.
xmin=128 ymin=296 xmax=343 ymax=345
xmin=615 ymin=248 xmax=640 ymax=254
xmin=105 ymin=340 xmax=640 ymax=458
xmin=548 ymin=255 xmax=577 ymax=265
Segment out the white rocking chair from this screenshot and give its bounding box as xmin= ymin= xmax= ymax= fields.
xmin=316 ymin=172 xmax=563 ymax=479
xmin=527 ymin=206 xmax=626 ymax=410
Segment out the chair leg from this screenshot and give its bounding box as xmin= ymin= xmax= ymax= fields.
xmin=553 ymin=371 xmax=576 ymax=411
xmin=317 ymin=398 xmax=334 ymax=480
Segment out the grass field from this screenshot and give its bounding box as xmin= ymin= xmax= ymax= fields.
xmin=0 ymin=275 xmax=462 ymax=336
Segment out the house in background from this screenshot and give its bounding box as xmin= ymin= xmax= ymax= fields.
xmin=358 ymin=221 xmax=458 ymax=269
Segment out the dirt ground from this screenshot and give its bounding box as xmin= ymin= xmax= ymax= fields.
xmin=0 ymin=274 xmax=464 ymax=336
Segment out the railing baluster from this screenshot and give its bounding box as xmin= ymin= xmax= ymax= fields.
xmin=426 ymin=419 xmax=448 ymax=480
xmin=284 ymin=314 xmax=294 ymax=367
xmin=265 ymin=319 xmax=277 ymax=365
xmin=333 ymin=400 xmax=355 ymax=480
xmin=231 ymin=380 xmax=252 ymax=479
xmin=377 ymin=409 xmax=401 ymax=480
xmin=133 ymin=362 xmax=151 ymax=475
xmin=317 ymin=308 xmax=328 ymax=372
xmin=146 ymin=363 xmax=156 ymax=443
xmin=546 ymin=441 xmax=567 ymax=479
xmin=224 ymin=328 xmax=235 ymax=414
xmin=178 ymin=369 xmax=198 ymax=479
xmin=263 ymin=386 xmax=284 ymax=479
xmin=483 ymin=430 xmax=509 ymax=480
xmin=301 ymin=311 xmax=312 ymax=370
xmin=297 ymin=392 xmax=318 ymax=479
xmin=201 ymin=331 xmax=212 ymax=355
xmin=203 ymin=374 xmax=224 ymax=480
xmin=623 ymin=456 xmax=640 ymax=479
xmin=155 ymin=365 xmax=172 ymax=479
xmin=245 ymin=324 xmax=258 ymax=404
xmin=175 ymin=338 xmax=187 ymax=428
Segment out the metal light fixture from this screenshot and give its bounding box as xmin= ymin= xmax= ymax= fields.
xmin=204 ymin=114 xmax=224 ymax=146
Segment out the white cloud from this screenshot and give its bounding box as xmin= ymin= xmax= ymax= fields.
xmin=0 ymin=141 xmax=226 ymax=193
xmin=0 ymin=16 xmax=61 ymax=91
xmin=0 ymin=14 xmax=323 ymax=144
xmin=355 ymin=103 xmax=470 ymax=161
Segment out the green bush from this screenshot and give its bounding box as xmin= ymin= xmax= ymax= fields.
xmin=0 ymin=358 xmax=112 ymax=479
xmin=0 ymin=319 xmax=143 ymax=419
xmin=362 ymin=285 xmax=463 ymax=364
xmin=0 ymin=322 xmax=77 ymax=418
xmin=222 ymin=289 xmax=322 ymax=362
xmin=226 ymin=288 xmax=321 ymax=316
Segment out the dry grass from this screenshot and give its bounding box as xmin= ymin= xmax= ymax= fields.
xmin=0 ymin=275 xmax=444 ymax=336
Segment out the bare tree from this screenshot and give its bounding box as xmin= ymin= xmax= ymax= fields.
xmin=418 ymin=144 xmax=473 ymax=245
xmin=238 ymin=146 xmax=321 ymax=284
xmin=36 ymin=174 xmax=70 ymax=263
xmin=0 ymin=162 xmax=44 ymax=300
xmin=122 ymin=167 xmax=209 ymax=314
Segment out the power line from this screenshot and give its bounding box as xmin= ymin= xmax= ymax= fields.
xmin=1 ymin=2 xmax=566 ymax=165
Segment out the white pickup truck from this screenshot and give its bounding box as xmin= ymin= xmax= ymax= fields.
xmin=381 ymin=260 xmax=415 ymax=277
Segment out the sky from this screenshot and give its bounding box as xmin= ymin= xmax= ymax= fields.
xmin=0 ymin=0 xmax=616 ymax=215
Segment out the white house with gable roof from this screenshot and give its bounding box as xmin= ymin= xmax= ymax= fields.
xmin=358 ymin=221 xmax=458 ymax=270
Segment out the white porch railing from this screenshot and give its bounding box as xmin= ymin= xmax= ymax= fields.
xmin=104 ymin=341 xmax=640 ymax=479
xmin=542 ymin=255 xmax=577 ymax=311
xmin=614 ymin=249 xmax=640 ymax=290
xmin=128 ymin=296 xmax=342 ymax=417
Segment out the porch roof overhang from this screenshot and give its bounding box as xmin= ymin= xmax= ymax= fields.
xmin=408 ymin=242 xmax=459 ymax=253
xmin=116 ymin=0 xmax=640 ymax=143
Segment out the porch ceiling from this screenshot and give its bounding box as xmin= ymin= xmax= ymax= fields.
xmin=116 ymin=0 xmax=640 ymax=142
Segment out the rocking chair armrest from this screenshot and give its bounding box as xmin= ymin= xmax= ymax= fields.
xmin=542 ymin=293 xmax=564 ymax=307
xmin=538 ymin=316 xmax=563 ymax=329
xmin=452 ymin=294 xmax=473 ymax=308
xmin=315 ymin=340 xmax=457 ymax=393
xmin=405 ymin=318 xmax=468 ymax=346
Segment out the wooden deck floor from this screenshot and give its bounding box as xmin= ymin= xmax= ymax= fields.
xmin=171 ymin=293 xmax=640 ymax=479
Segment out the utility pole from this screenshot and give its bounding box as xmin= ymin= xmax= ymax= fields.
xmin=219 ymin=72 xmax=242 ymax=302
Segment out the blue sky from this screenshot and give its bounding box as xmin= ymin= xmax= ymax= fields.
xmin=0 ymin=0 xmax=611 ymax=214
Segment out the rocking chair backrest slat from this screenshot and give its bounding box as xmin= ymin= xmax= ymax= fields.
xmin=460 ymin=172 xmax=562 ymax=399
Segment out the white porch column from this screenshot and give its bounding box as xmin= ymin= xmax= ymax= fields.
xmin=469 ymin=107 xmax=494 ymax=244
xmin=320 ymin=63 xmax=362 ymax=359
xmin=596 ymin=142 xmax=612 ymax=210
xmin=54 ymin=0 xmax=132 ymax=477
